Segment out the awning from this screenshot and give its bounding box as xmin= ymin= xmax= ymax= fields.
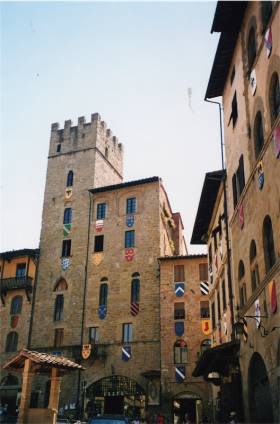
xmin=2 ymin=349 xmax=85 ymax=374
xmin=192 ymin=341 xmax=240 ymax=378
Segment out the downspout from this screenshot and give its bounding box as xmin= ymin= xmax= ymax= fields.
xmin=27 ymin=251 xmax=40 ymax=349
xmin=204 ymin=98 xmax=235 ymax=340
xmin=76 ymin=190 xmax=92 ymax=418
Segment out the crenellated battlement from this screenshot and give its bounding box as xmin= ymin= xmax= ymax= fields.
xmin=50 ymin=113 xmax=123 ymax=155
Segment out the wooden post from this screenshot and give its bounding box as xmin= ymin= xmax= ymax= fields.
xmin=48 ymin=367 xmax=62 ymax=424
xmin=18 ymin=358 xmax=34 ymax=424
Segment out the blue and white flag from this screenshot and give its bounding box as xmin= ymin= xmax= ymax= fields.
xmin=175 ymin=322 xmax=184 ymax=336
xmin=126 ymin=215 xmax=135 ymax=227
xmin=98 ymin=305 xmax=107 ymax=320
xmin=175 ymin=366 xmax=185 ymax=382
xmin=122 ymin=345 xmax=131 ymax=361
xmin=200 ymin=281 xmax=209 ymax=295
xmin=175 ymin=283 xmax=184 ymax=297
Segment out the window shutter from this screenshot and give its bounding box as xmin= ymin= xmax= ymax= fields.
xmin=174 ymin=265 xmax=185 ymax=282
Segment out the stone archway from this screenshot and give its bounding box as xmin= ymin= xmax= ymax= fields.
xmin=248 ymin=352 xmax=274 ymax=423
xmin=173 ymin=391 xmax=203 ymax=424
xmin=86 ymin=375 xmax=146 ymax=419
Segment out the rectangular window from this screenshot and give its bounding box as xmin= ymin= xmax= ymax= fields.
xmin=122 ymin=323 xmax=132 ymax=343
xmin=56 ymin=144 xmax=61 ymax=153
xmin=174 ymin=303 xmax=185 ymax=320
xmin=16 ymin=263 xmax=26 ymax=278
xmin=174 ymin=346 xmax=188 ymax=364
xmin=62 ymin=240 xmax=71 ymax=257
xmin=54 ymin=295 xmax=64 ymax=321
xmin=199 ymin=263 xmax=208 ymax=281
xmin=211 ymin=301 xmax=216 ymax=329
xmin=174 ymin=265 xmax=185 ymax=282
xmin=125 ymin=231 xmax=135 ymax=248
xmin=89 ymin=327 xmax=99 ymax=343
xmin=232 ymin=155 xmax=245 ymax=208
xmin=94 ymin=235 xmax=104 ymax=252
xmin=54 ymin=329 xmax=64 ymax=347
xmin=222 ymin=280 xmax=226 ymax=311
xmin=200 ymin=301 xmax=210 ymax=318
xmin=217 ymin=290 xmax=221 ymax=320
xmin=229 ymin=91 xmax=238 ymax=128
xmin=97 ymin=203 xmax=106 ymax=220
xmin=126 ymin=197 xmax=136 ymax=214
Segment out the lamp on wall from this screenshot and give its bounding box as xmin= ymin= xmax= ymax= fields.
xmin=233 ymin=314 xmax=278 ymax=339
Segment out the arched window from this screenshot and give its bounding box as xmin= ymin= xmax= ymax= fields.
xmin=269 ymin=72 xmax=280 ymax=125
xmin=10 ymin=296 xmax=23 ymax=315
xmin=261 ymin=2 xmax=273 ymax=30
xmin=250 ymin=240 xmax=260 ymax=292
xmin=200 ymin=339 xmax=211 ymax=355
xmin=131 ymin=273 xmax=140 ymax=304
xmin=174 ymin=340 xmax=188 ymax=364
xmin=63 ymin=208 xmax=72 ymax=224
xmin=66 ymin=170 xmax=74 ymax=187
xmin=263 ymin=215 xmax=276 ymax=273
xmin=247 ymin=27 xmax=257 ymax=71
xmin=99 ymin=282 xmax=108 ymax=307
xmin=253 ymin=112 xmax=264 ymax=158
xmin=105 ymin=147 xmax=109 ymax=159
xmin=5 ymin=332 xmax=18 ymax=352
xmin=54 ymin=278 xmax=68 ymax=291
xmin=54 ymin=295 xmax=64 ymax=321
xmin=238 ymin=260 xmax=247 ymax=308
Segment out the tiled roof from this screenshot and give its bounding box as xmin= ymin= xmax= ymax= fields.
xmin=158 ymin=254 xmax=207 ymax=260
xmin=3 ymin=349 xmax=84 ymax=372
xmin=0 ymin=248 xmax=40 ymax=260
xmin=89 ymin=176 xmax=160 ymax=194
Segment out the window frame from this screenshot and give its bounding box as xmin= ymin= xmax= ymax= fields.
xmin=125 ymin=230 xmax=135 ymax=248
xmin=263 ymin=215 xmax=276 ymax=273
xmin=97 ymin=203 xmax=106 ymax=220
xmin=10 ymin=296 xmax=23 ymax=315
xmin=63 ymin=208 xmax=72 ymax=225
xmin=5 ymin=332 xmax=18 ymax=353
xmin=89 ymin=327 xmax=99 ymax=344
xmin=94 ymin=235 xmax=104 ymax=253
xmin=99 ymin=283 xmax=108 ymax=307
xmin=54 ymin=294 xmax=64 ymax=322
xmin=174 ymin=302 xmax=185 ymax=320
xmin=174 ymin=340 xmax=188 ymax=364
xmin=61 ymin=239 xmax=71 ymax=257
xmin=66 ymin=170 xmax=74 ymax=187
xmin=122 ymin=323 xmax=133 ymax=343
xmin=253 ymin=111 xmax=264 ymax=159
xmin=200 ymin=301 xmax=210 ymax=319
xmin=126 ymin=197 xmax=136 ymax=215
xmin=16 ymin=263 xmax=26 ymax=278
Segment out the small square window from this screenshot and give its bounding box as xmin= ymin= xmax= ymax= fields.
xmin=89 ymin=327 xmax=99 ymax=343
xmin=125 ymin=231 xmax=135 ymax=248
xmin=174 ymin=303 xmax=185 ymax=320
xmin=94 ymin=235 xmax=104 ymax=252
xmin=97 ymin=203 xmax=106 ymax=220
xmin=62 ymin=240 xmax=71 ymax=257
xmin=126 ymin=197 xmax=136 ymax=214
xmin=16 ymin=263 xmax=26 ymax=278
xmin=122 ymin=323 xmax=132 ymax=343
xmin=56 ymin=144 xmax=61 ymax=153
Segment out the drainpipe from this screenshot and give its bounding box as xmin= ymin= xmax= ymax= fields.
xmin=204 ymin=98 xmax=235 ymax=341
xmin=76 ymin=190 xmax=92 ymax=419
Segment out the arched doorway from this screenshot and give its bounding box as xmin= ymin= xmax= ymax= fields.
xmin=248 ymin=352 xmax=274 ymax=423
xmin=173 ymin=392 xmax=202 ymax=424
xmin=86 ymin=375 xmax=145 ymax=419
xmin=0 ymin=374 xmax=20 ymax=418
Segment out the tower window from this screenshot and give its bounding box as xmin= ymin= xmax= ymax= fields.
xmin=131 ymin=274 xmax=140 ymax=303
xmin=56 ymin=144 xmax=61 ymax=153
xmin=229 ymin=91 xmax=238 ymax=128
xmin=10 ymin=296 xmax=23 ymax=315
xmin=174 ymin=265 xmax=185 ymax=282
xmin=247 ymin=27 xmax=257 ymax=71
xmin=99 ymin=282 xmax=108 ymax=307
xmin=250 ymin=240 xmax=260 ymax=292
xmin=89 ymin=327 xmax=99 ymax=343
xmin=63 ymin=208 xmax=72 ymax=224
xmin=232 ymin=155 xmax=245 ymax=208
xmin=97 ymin=203 xmax=106 ymax=220
xmin=199 ymin=263 xmax=208 ymax=281
xmin=263 ymin=215 xmax=276 ymax=273
xmin=125 ymin=231 xmax=135 ymax=248
xmin=126 ymin=197 xmax=136 ymax=214
xmin=200 ymin=301 xmax=210 ymax=318
xmin=66 ymin=170 xmax=74 ymax=187
xmin=94 ymin=235 xmax=104 ymax=252
xmin=269 ymin=72 xmax=280 ymax=125
xmin=253 ymin=112 xmax=264 ymax=158
xmin=174 ymin=340 xmax=188 ymax=364
xmin=61 ymin=240 xmax=71 ymax=257
xmin=5 ymin=332 xmax=18 ymax=353
xmin=54 ymin=329 xmax=64 ymax=347
xmin=174 ymin=303 xmax=185 ymax=320
xmin=54 ymin=295 xmax=64 ymax=321
xmin=261 ymin=1 xmax=273 ymax=31
xmin=16 ymin=263 xmax=26 ymax=278
xmin=122 ymin=323 xmax=132 ymax=343
xmin=238 ymin=260 xmax=247 ymax=308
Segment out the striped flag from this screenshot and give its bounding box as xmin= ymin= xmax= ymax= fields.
xmin=122 ymin=345 xmax=131 ymax=361
xmin=243 ymin=318 xmax=248 ymax=343
xmin=95 ymin=220 xmax=104 ymax=232
xmin=130 ymin=302 xmax=139 ymax=316
xmin=175 ymin=366 xmax=185 ymax=382
xmin=200 ymin=281 xmax=209 ymax=295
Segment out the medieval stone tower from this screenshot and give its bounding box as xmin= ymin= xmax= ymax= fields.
xmin=30 ymin=113 xmax=123 ymax=349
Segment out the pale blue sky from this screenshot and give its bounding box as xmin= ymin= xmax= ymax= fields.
xmin=1 ymin=1 xmax=220 ymax=253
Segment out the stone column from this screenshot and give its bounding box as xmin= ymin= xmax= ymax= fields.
xmin=48 ymin=367 xmax=62 ymax=424
xmin=18 ymin=358 xmax=34 ymax=424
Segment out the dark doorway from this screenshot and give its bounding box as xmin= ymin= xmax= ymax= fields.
xmin=104 ymin=396 xmax=124 ymax=414
xmin=248 ymin=352 xmax=274 ymax=423
xmin=174 ymin=396 xmax=199 ymax=424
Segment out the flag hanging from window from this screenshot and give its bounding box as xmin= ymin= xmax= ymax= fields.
xmin=201 ymin=319 xmax=211 ymax=335
xmin=175 ymin=365 xmax=185 ymax=382
xmin=11 ymin=315 xmax=19 ymax=328
xmin=98 ymin=305 xmax=107 ymax=320
xmin=122 ymin=345 xmax=131 ymax=361
xmin=273 ymin=124 xmax=280 ymax=158
xmin=269 ymin=280 xmax=277 ymax=314
xmin=95 ymin=220 xmax=104 ymax=232
xmin=200 ymin=281 xmax=209 ymax=295
xmin=175 ymin=283 xmax=185 ymax=297
xmin=125 ymin=248 xmax=135 ymax=262
xmin=264 ymin=27 xmax=272 ymax=57
xmin=126 ymin=215 xmax=135 ymax=227
xmin=63 ymin=223 xmax=72 ymax=237
xmin=175 ymin=322 xmax=184 ymax=336
xmin=61 ymin=258 xmax=70 ymax=271
xmin=130 ymin=302 xmax=139 ymax=316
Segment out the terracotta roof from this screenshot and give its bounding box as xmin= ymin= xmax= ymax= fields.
xmin=3 ymin=349 xmax=84 ymax=373
xmin=0 ymin=249 xmax=40 ymax=260
xmin=158 ymin=254 xmax=207 ymax=260
xmin=89 ymin=176 xmax=160 ymax=194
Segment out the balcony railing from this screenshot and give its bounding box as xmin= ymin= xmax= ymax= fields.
xmin=0 ymin=276 xmax=33 ymax=293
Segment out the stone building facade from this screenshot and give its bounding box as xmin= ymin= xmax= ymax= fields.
xmin=0 ymin=249 xmax=39 ymax=417
xmin=159 ymin=255 xmax=212 ymax=424
xmin=192 ymin=1 xmax=280 ymax=423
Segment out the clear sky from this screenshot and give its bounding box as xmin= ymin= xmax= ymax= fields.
xmin=1 ymin=1 xmax=221 ymax=254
